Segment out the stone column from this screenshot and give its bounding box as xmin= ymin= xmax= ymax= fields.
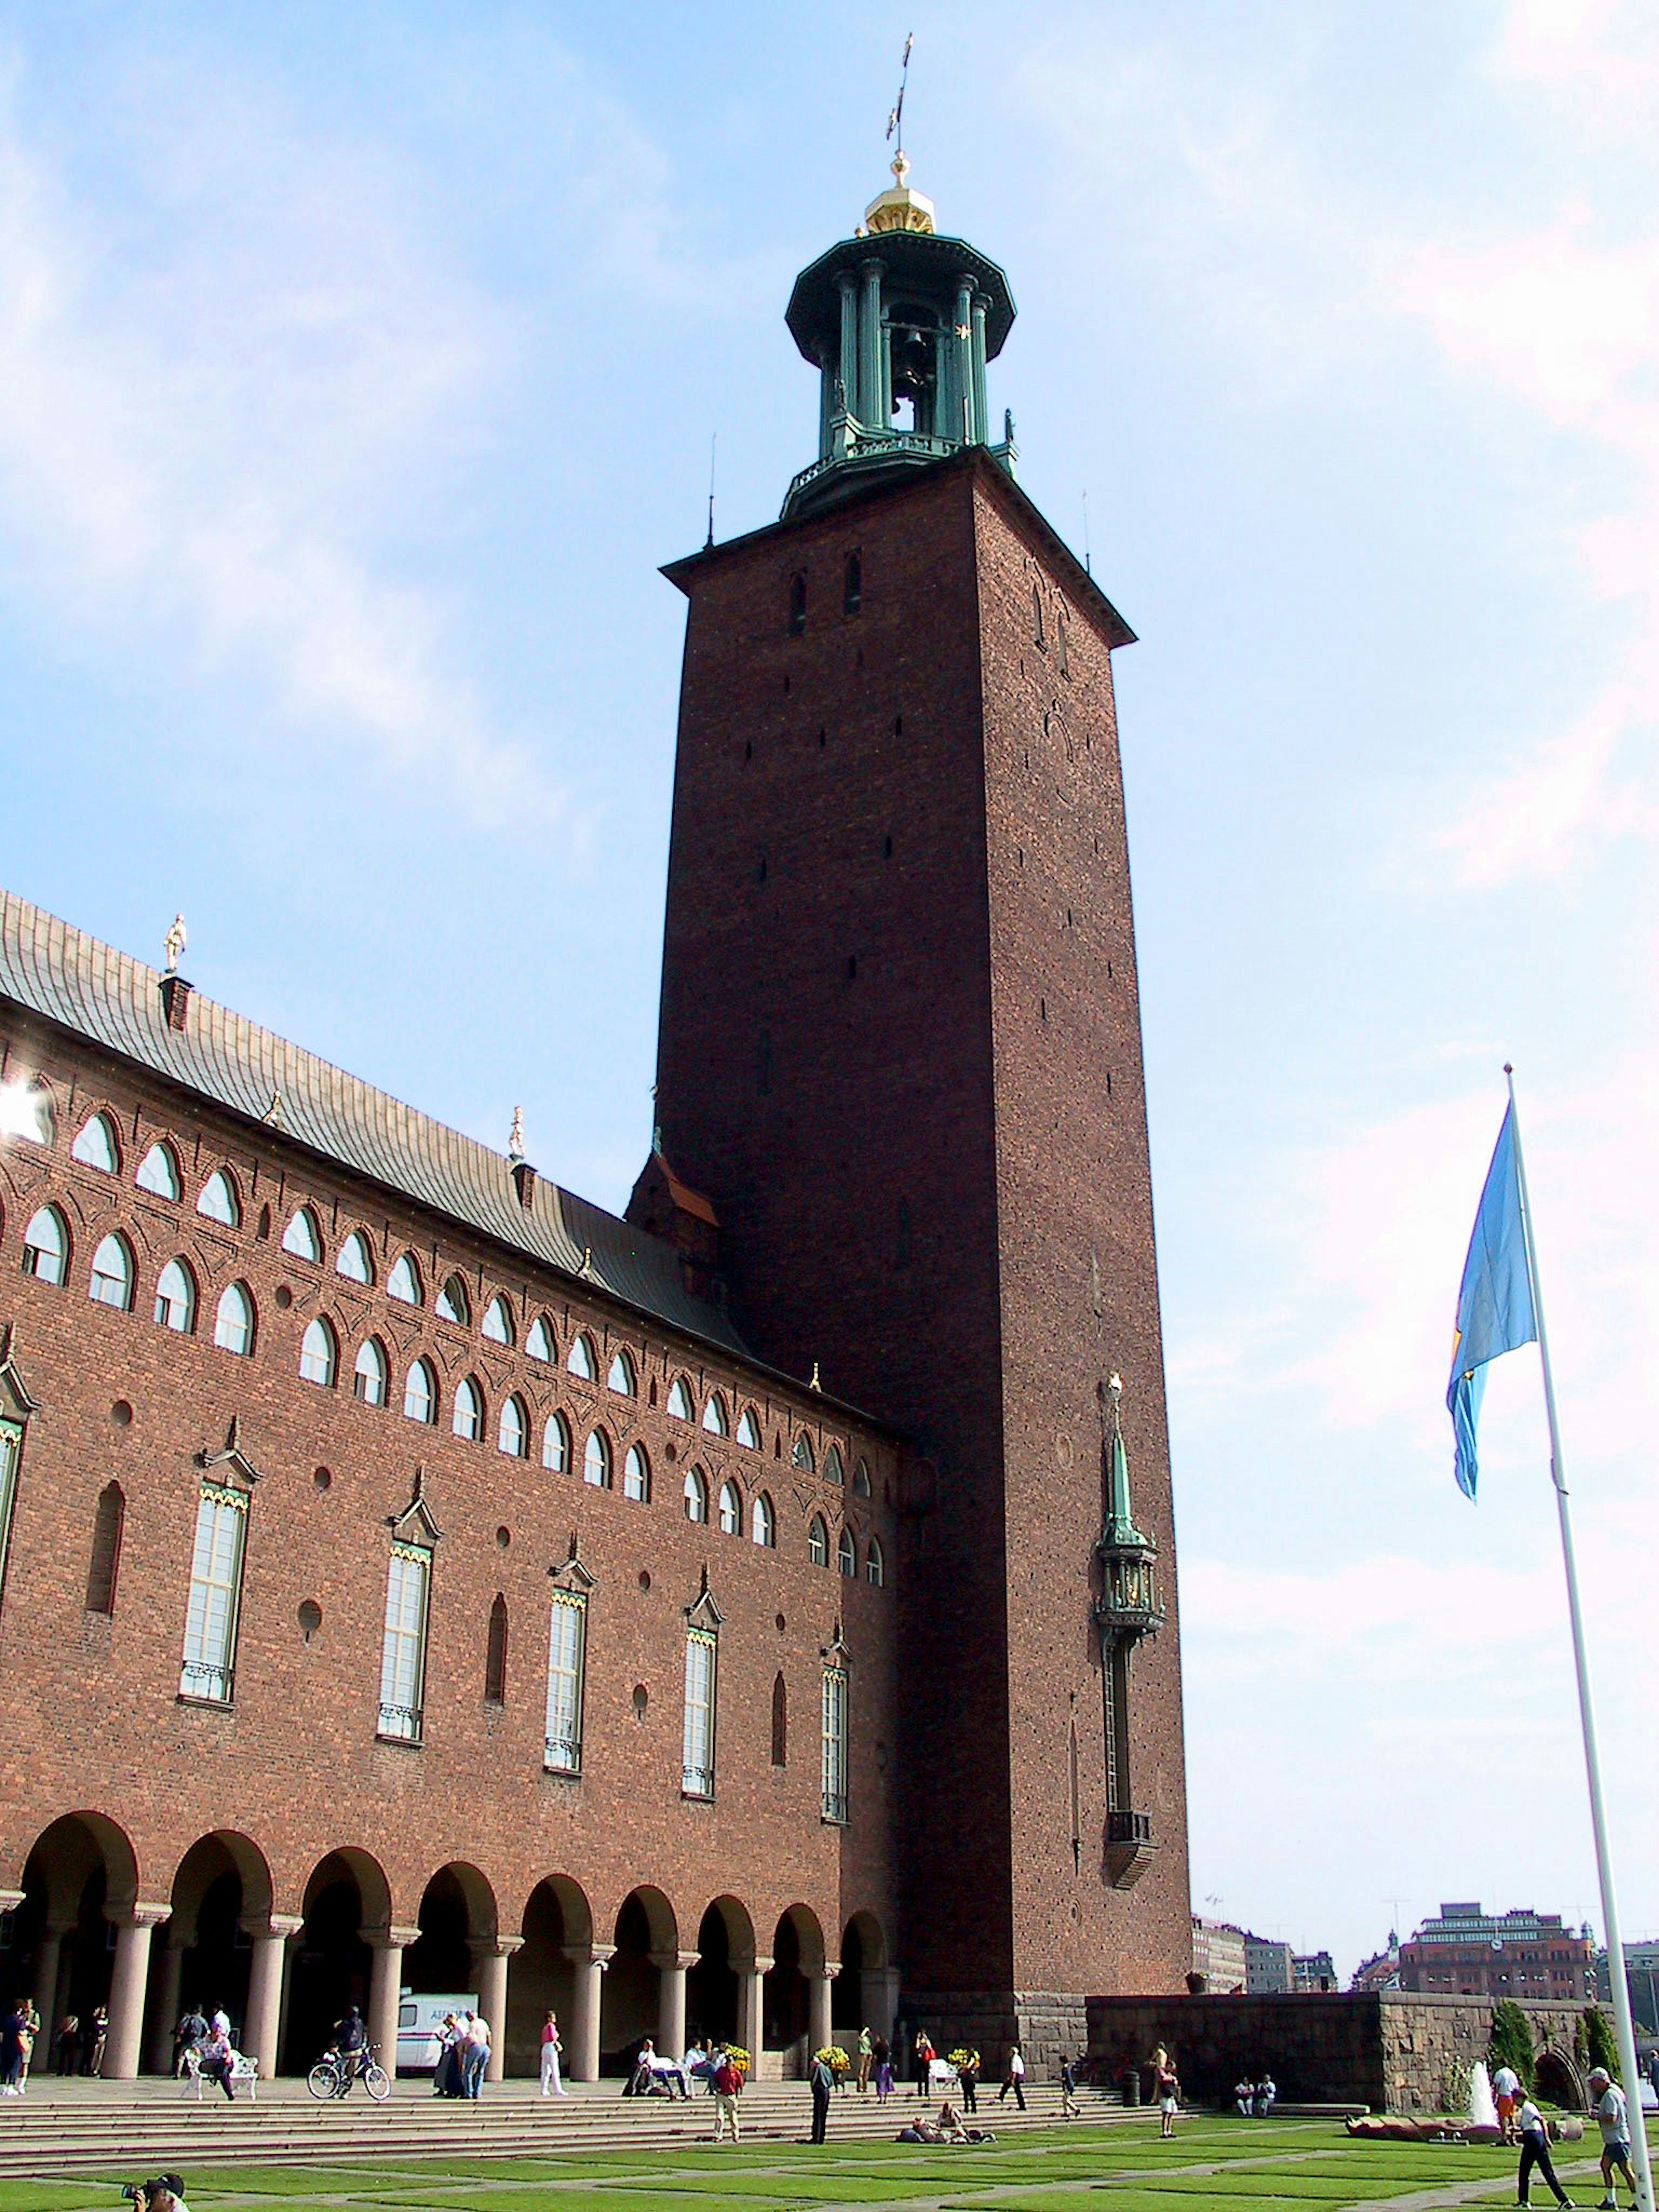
xmin=242 ymin=1913 xmax=302 ymax=2083
xmin=810 ymin=1962 xmax=839 ymax=2057
xmin=868 ymin=1966 xmax=901 ymax=2047
xmin=103 ymin=1904 xmax=170 ymax=2081
xmin=471 ymin=1936 xmax=524 ymax=2082
xmin=144 ymin=1935 xmax=187 ymax=2074
xmin=838 ymin=273 xmax=860 ymax=422
xmin=366 ymin=1924 xmax=421 ymax=2076
xmin=859 ymin=259 xmax=884 ymax=432
xmin=653 ymin=1948 xmax=698 ymax=2059
xmin=566 ymin=1943 xmax=613 ymax=2082
xmin=34 ymin=1923 xmax=75 ymax=2040
xmin=739 ymin=1956 xmax=771 ymax=2068
xmin=970 ymin=294 xmax=989 ymax=445
xmin=954 ymin=274 xmax=976 ymax=443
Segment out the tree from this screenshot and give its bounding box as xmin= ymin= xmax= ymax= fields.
xmin=1579 ymin=2006 xmax=1619 ymax=2082
xmin=1490 ymin=2000 xmax=1535 ymax=2091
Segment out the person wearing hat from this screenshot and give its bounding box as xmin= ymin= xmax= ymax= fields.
xmin=141 ymin=2177 xmax=189 ymax=2212
xmin=1586 ymin=2068 xmax=1636 ymax=2209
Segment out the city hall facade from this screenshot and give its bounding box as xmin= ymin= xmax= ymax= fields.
xmin=0 ymin=159 xmax=1191 ymax=2083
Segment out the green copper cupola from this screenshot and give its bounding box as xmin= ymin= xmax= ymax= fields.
xmin=781 ymin=153 xmax=1018 ymax=519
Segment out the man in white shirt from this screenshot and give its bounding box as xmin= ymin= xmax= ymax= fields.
xmin=1494 ymin=2064 xmax=1522 ymax=2145
xmin=1516 ymin=2094 xmax=1574 ymax=2208
xmin=1586 ymin=2068 xmax=1635 ymax=2209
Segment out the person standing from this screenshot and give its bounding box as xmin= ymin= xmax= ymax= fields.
xmin=83 ymin=2006 xmax=108 ymax=2077
xmin=913 ymin=2027 xmax=934 ymax=2098
xmin=0 ymin=2001 xmax=25 ymax=2093
xmin=809 ymin=2047 xmax=836 ymax=2143
xmin=999 ymin=2044 xmax=1027 ymax=2110
xmin=1061 ymin=2053 xmax=1082 ymax=2119
xmin=1516 ymin=2093 xmax=1574 ymax=2209
xmin=1494 ymin=2062 xmax=1522 ymax=2146
xmin=874 ymin=2044 xmax=894 ymax=2103
xmin=54 ymin=2014 xmax=79 ymax=2076
xmin=856 ymin=2024 xmax=872 ymax=2095
xmin=958 ymin=2047 xmax=980 ymax=2113
xmin=464 ymin=2013 xmax=491 ymax=2099
xmin=1158 ymin=2059 xmax=1181 ymax=2139
xmin=540 ymin=2009 xmax=566 ymax=2096
xmin=1586 ymin=2068 xmax=1636 ymax=2209
xmin=174 ymin=2007 xmax=207 ymax=2079
xmin=712 ymin=2051 xmax=743 ymax=2142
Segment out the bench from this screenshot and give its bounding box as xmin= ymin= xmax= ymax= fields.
xmin=181 ymin=2046 xmax=260 ymax=2101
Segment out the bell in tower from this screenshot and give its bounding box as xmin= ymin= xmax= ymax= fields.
xmin=781 ymin=153 xmax=1018 ymax=518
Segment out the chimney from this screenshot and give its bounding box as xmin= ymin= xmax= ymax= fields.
xmin=159 ymin=974 xmax=192 ymax=1031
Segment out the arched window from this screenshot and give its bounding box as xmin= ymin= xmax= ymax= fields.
xmin=823 ymin=1443 xmax=844 ymax=1485
xmin=214 ymin=1281 xmax=255 ymax=1357
xmin=567 ymin=1332 xmax=595 ymax=1380
xmin=403 ymin=1357 xmax=436 ymax=1424
xmin=837 ymin=1527 xmax=857 ymax=1577
xmin=792 ymin=1432 xmax=815 ymax=1472
xmin=807 ymin=1516 xmax=828 ymax=1568
xmin=866 ymin=1535 xmax=886 ymax=1587
xmin=853 ymin=1456 xmax=872 ymax=1497
xmin=281 ymin=1206 xmax=321 ymax=1261
xmin=771 ymin=1671 xmax=788 ymax=1767
xmin=542 ymin=1411 xmax=571 ymax=1473
xmin=136 ymin=1141 xmax=181 ymax=1198
xmin=623 ymin=1443 xmax=650 ymax=1503
xmin=89 ymin=1233 xmax=133 ymax=1311
xmin=21 ymin=1205 xmax=68 ymax=1285
xmin=197 ymin=1170 xmax=240 ymax=1227
xmin=843 ymin=549 xmax=862 ymax=617
xmin=453 ymin=1376 xmax=483 ymax=1441
xmin=0 ymin=1081 xmax=53 ymax=1145
xmin=718 ymin=1479 xmax=741 ymax=1536
xmin=482 ymin=1294 xmax=514 ymax=1345
xmin=737 ymin=1407 xmax=762 ymax=1449
xmin=787 ymin=569 xmax=807 ymax=636
xmin=86 ymin=1481 xmax=125 ymax=1615
xmin=526 ymin=1315 xmax=555 ymax=1363
xmin=667 ymin=1376 xmax=695 ymax=1420
xmin=353 ymin=1337 xmax=388 ymax=1406
xmin=299 ymin=1316 xmax=337 ymax=1387
xmin=583 ymin=1429 xmax=610 ymax=1488
xmin=751 ymin=1492 xmax=775 ymax=1548
xmin=683 ymin=1465 xmax=709 ymax=1523
xmin=436 ymin=1272 xmax=471 ymax=1325
xmin=72 ymin=1112 xmax=119 ymax=1173
xmin=336 ymin=1230 xmax=373 ymax=1283
xmin=498 ymin=1393 xmax=528 ymax=1458
xmin=387 ymin=1252 xmax=422 ymax=1305
xmin=485 ymin=1594 xmax=508 ymax=1704
xmin=702 ymin=1392 xmax=728 ymax=1437
xmin=607 ymin=1348 xmax=635 ymax=1396
xmin=153 ymin=1257 xmax=197 ymax=1332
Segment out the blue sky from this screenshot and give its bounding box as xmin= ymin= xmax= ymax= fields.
xmin=2 ymin=0 xmax=1655 ymax=1979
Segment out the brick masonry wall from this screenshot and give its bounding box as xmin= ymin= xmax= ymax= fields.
xmin=653 ymin=450 xmax=1191 ymax=2021
xmin=0 ymin=1020 xmax=901 ymax=2066
xmin=1086 ymin=1993 xmax=1592 ymax=2111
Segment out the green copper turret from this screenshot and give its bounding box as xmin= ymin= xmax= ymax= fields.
xmin=1095 ymin=1374 xmax=1164 ymax=1648
xmin=781 ymin=153 xmax=1018 ymax=519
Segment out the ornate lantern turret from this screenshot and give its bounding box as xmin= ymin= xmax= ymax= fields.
xmin=1093 ymin=1373 xmax=1163 ymax=1888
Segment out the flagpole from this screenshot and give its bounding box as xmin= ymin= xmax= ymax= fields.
xmin=1506 ymin=1066 xmax=1653 ymax=2212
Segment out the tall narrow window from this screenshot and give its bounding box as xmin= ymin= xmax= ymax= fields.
xmin=853 ymin=1457 xmax=872 ymax=1497
xmin=86 ymin=1482 xmax=125 ymax=1614
xmin=436 ymin=1273 xmax=470 ymax=1325
xmin=1069 ymin=1716 xmax=1082 ymax=1872
xmin=807 ymin=1514 xmax=828 ymax=1568
xmin=542 ymin=1411 xmax=571 ymax=1472
xmin=702 ymin=1393 xmax=728 ymax=1437
xmin=544 ymin=1591 xmax=587 ymax=1773
xmin=771 ymin=1671 xmax=788 ymax=1767
xmin=281 ymin=1206 xmax=321 ymax=1260
xmin=179 ymin=1483 xmax=248 ymax=1703
xmin=667 ymin=1376 xmax=694 ymax=1420
xmin=387 ymin=1252 xmax=422 ymax=1305
xmin=751 ymin=1493 xmax=775 ymax=1548
xmin=718 ymin=1480 xmax=741 ymax=1535
xmin=453 ymin=1376 xmax=483 ymax=1440
xmin=567 ymin=1332 xmax=594 ymax=1379
xmin=843 ymin=550 xmax=862 ymax=616
xmin=299 ymin=1316 xmax=337 ymax=1387
xmin=683 ymin=1465 xmax=709 ymax=1523
xmin=526 ymin=1315 xmax=555 ymax=1363
xmin=485 ymin=1594 xmax=508 ymax=1705
xmin=498 ymin=1393 xmax=528 ymax=1458
xmin=623 ymin=1444 xmax=650 ymax=1503
xmin=823 ymin=1443 xmax=844 ymax=1485
xmin=136 ymin=1141 xmax=181 ymax=1198
xmin=0 ymin=1420 xmax=22 ymax=1595
xmin=787 ymin=570 xmax=807 ymax=636
xmin=682 ymin=1628 xmax=717 ymax=1797
xmin=335 ymin=1230 xmax=373 ymax=1283
xmin=197 ymin=1170 xmax=240 ymax=1227
xmin=792 ymin=1433 xmax=815 ymax=1472
xmin=403 ymin=1357 xmax=436 ymax=1424
xmin=153 ymin=1258 xmax=197 ymax=1333
xmin=737 ymin=1407 xmax=762 ymax=1449
xmin=378 ymin=1540 xmax=430 ymax=1743
xmin=214 ymin=1282 xmax=254 ymax=1357
xmin=89 ymin=1233 xmax=134 ymax=1311
xmin=1032 ymin=584 xmax=1045 ymax=647
xmin=583 ymin=1429 xmax=610 ymax=1488
xmin=821 ymin=1666 xmax=849 ymax=1822
xmin=837 ymin=1527 xmax=856 ymax=1577
xmin=1105 ymin=1646 xmax=1132 ymax=1814
xmin=21 ymin=1206 xmax=68 ymax=1285
xmin=482 ymin=1294 xmax=514 ymax=1345
xmin=866 ymin=1535 xmax=886 ymax=1587
xmin=607 ymin=1349 xmax=635 ymax=1396
xmin=353 ymin=1337 xmax=388 ymax=1406
xmin=72 ymin=1112 xmax=119 ymax=1173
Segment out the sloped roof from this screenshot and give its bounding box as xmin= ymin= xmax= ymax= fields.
xmin=0 ymin=887 xmax=749 ymax=1357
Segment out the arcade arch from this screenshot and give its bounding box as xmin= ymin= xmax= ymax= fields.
xmin=280 ymin=1848 xmax=390 ymax=2073
xmin=510 ymin=1874 xmax=592 ymax=2080
xmin=601 ymin=1886 xmax=677 ymax=2073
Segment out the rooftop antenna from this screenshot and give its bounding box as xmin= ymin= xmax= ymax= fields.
xmin=1082 ymin=489 xmax=1092 ymax=577
xmin=706 ymin=431 xmax=717 ymax=549
xmin=886 ymin=32 xmax=915 ymax=156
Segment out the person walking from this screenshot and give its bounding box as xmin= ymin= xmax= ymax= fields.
xmin=809 ymin=2047 xmax=836 ymax=2143
xmin=540 ymin=2009 xmax=567 ymax=2096
xmin=1586 ymin=2068 xmax=1636 ymax=2209
xmin=856 ymin=2024 xmax=872 ymax=2095
xmin=958 ymin=2047 xmax=980 ymax=2113
xmin=1061 ymin=2053 xmax=1082 ymax=2119
xmin=999 ymin=2044 xmax=1027 ymax=2110
xmin=712 ymin=2051 xmax=743 ymax=2142
xmin=1516 ymin=2093 xmax=1575 ymax=2208
xmin=0 ymin=2001 xmax=25 ymax=2094
xmin=1494 ymin=2063 xmax=1522 ymax=2145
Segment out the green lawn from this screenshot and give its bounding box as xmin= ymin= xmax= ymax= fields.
xmin=0 ymin=2114 xmax=1624 ymax=2212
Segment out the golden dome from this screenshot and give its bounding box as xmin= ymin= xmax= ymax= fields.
xmin=864 ymin=151 xmax=935 ymax=236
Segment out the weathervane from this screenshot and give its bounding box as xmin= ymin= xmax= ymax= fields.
xmin=886 ymin=32 xmax=914 ymax=157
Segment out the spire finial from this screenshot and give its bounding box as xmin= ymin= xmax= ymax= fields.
xmin=885 ymin=32 xmax=914 ymax=157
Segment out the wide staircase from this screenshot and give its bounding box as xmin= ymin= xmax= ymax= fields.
xmin=0 ymin=2078 xmax=1133 ymax=2178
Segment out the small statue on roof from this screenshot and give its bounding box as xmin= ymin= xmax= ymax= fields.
xmin=164 ymin=913 xmax=187 ymax=976
xmin=508 ymin=1105 xmax=525 ymax=1164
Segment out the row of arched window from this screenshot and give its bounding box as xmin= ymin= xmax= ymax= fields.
xmin=19 ymin=1204 xmax=257 ymax=1353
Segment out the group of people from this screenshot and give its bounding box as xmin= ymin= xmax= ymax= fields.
xmin=0 ymin=1999 xmax=49 ymax=2092
xmin=1233 ymin=2073 xmax=1278 ymax=2117
xmin=51 ymin=2006 xmax=110 ymax=2078
xmin=429 ymin=2006 xmax=492 ymax=2098
xmin=169 ymin=2005 xmax=242 ymax=2100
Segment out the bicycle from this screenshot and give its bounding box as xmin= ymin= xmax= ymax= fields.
xmin=306 ymin=2041 xmax=391 ymax=2101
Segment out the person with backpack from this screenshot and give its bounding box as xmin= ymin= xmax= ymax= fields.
xmin=809 ymin=2048 xmax=836 ymax=2142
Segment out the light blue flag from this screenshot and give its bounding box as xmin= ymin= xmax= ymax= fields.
xmin=1447 ymin=1103 xmax=1538 ymax=1500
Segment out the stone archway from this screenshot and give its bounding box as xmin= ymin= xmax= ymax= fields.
xmin=281 ymin=1848 xmax=390 ymax=2074
xmin=10 ymin=1812 xmax=146 ymax=2076
xmin=602 ymin=1888 xmax=677 ymax=2075
xmin=510 ymin=1875 xmax=593 ymax=2081
xmin=1535 ymin=2046 xmax=1585 ymax=2109
xmin=691 ymin=1894 xmax=759 ymax=2059
xmin=145 ymin=1831 xmax=273 ymax=2072
xmin=835 ymin=1910 xmax=893 ymax=2041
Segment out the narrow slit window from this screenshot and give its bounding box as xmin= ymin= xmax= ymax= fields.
xmin=771 ymin=1671 xmax=788 ymax=1767
xmin=843 ymin=550 xmax=862 ymax=615
xmin=787 ymin=570 xmax=807 ymax=636
xmin=86 ymin=1481 xmax=125 ymax=1615
xmin=485 ymin=1594 xmax=508 ymax=1705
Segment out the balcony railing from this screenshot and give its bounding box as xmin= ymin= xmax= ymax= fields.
xmin=544 ymin=1733 xmax=582 ymax=1776
xmin=682 ymin=1761 xmax=715 ymax=1799
xmin=178 ymin=1659 xmax=233 ymax=1704
xmin=1107 ymin=1809 xmax=1153 ymax=1846
xmin=822 ymin=1788 xmax=849 ymax=1824
xmin=377 ymin=1701 xmax=423 ymax=1745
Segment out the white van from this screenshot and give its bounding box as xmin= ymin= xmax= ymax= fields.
xmin=396 ymin=1992 xmax=477 ymax=2073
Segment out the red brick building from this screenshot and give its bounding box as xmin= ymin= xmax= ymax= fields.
xmin=1399 ymin=1904 xmax=1594 ymax=2002
xmin=0 ymin=159 xmax=1190 ymax=2081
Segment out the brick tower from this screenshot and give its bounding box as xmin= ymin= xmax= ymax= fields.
xmin=645 ymin=154 xmax=1191 ymax=2056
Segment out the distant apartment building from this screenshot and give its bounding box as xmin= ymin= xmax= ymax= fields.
xmin=1244 ymin=1936 xmax=1295 ymax=1994
xmin=1192 ymin=1915 xmax=1248 ymax=1993
xmin=1595 ymin=1940 xmax=1659 ymax=2034
xmin=1295 ymin=1950 xmax=1338 ymax=1993
xmin=1400 ymin=1902 xmax=1594 ymax=2000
